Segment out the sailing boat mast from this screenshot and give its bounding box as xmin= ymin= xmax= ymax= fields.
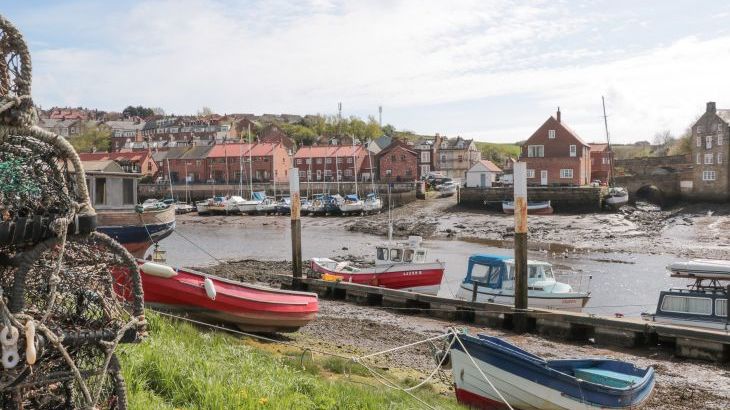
xmin=166 ymin=157 xmax=174 ymax=201
xmin=352 ymin=136 xmax=358 ymax=197
xmin=367 ymin=144 xmax=376 ymax=193
xmin=601 ymin=96 xmax=615 ymax=186
xmin=247 ymin=124 xmax=253 ymax=199
xmin=238 ymin=132 xmax=244 ymax=196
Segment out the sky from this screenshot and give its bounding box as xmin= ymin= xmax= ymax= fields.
xmin=4 ymin=0 xmax=730 ymax=143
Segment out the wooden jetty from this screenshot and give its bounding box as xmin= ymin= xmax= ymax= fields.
xmin=279 ymin=275 xmax=730 ymax=363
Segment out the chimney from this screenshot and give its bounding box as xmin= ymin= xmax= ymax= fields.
xmin=707 ymin=101 xmax=717 ymax=114
xmin=556 ymin=107 xmax=561 ymax=123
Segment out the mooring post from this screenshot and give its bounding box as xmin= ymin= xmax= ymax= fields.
xmin=472 ymin=280 xmax=478 ymax=302
xmin=290 ymin=168 xmax=302 ymax=282
xmin=513 ymin=162 xmax=529 ymax=331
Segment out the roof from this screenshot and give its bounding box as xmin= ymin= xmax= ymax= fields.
xmin=39 ymin=118 xmax=80 ymax=128
xmin=78 ymin=152 xmax=149 ymax=162
xmin=589 ymin=143 xmax=609 ymax=153
xmin=152 ymin=151 xmax=169 ymax=162
xmin=552 ymin=116 xmax=589 ymax=147
xmin=103 ymin=120 xmax=145 ymax=131
xmin=72 ymin=160 xmax=124 ymax=173
xmin=468 ymin=160 xmax=502 ymax=173
xmin=181 ymin=145 xmax=214 ymax=159
xmin=717 ymin=109 xmax=730 ymax=124
xmin=207 ymin=143 xmax=278 ymax=158
xmin=293 ymin=145 xmax=366 ymax=158
xmin=377 ymin=140 xmax=417 ymax=156
xmin=439 ymin=136 xmax=474 ymax=149
xmin=374 ymin=135 xmax=393 ymax=150
xmin=468 ymin=254 xmax=510 ymax=266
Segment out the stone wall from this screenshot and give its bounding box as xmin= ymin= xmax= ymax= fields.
xmin=459 ymin=186 xmax=602 ymax=212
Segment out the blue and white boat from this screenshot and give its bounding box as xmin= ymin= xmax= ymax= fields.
xmin=455 ymin=254 xmax=591 ymax=311
xmin=641 ymin=259 xmax=729 ymax=330
xmin=275 ymin=197 xmax=291 ymax=215
xmin=362 ymin=192 xmax=382 ymax=214
xmin=450 ymin=333 xmax=656 ymax=409
xmin=340 ymin=194 xmax=364 ymax=215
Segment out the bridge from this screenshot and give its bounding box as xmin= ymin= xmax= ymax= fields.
xmin=614 ymin=155 xmax=691 ymax=204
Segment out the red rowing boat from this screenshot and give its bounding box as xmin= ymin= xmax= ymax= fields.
xmin=310 ymin=236 xmax=445 ymax=295
xmin=119 ymin=260 xmax=318 ymax=332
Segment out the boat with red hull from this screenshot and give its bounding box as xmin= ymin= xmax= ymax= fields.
xmin=310 ymin=236 xmax=445 ymax=295
xmin=117 ymin=260 xmax=319 ymax=332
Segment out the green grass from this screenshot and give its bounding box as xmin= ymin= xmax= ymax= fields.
xmin=118 ymin=312 xmax=461 ymax=409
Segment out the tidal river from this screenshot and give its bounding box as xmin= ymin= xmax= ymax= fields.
xmin=157 ymin=218 xmax=687 ymax=317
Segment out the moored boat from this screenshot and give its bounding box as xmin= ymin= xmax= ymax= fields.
xmin=455 ymin=254 xmax=591 ymax=311
xmin=449 ymin=332 xmax=655 ymax=410
xmin=641 ymin=259 xmax=729 ymax=330
xmin=174 ymin=201 xmax=195 ymax=214
xmin=237 ymin=191 xmax=266 ymax=214
xmin=340 ymin=194 xmax=364 ymax=215
xmin=310 ymin=236 xmax=444 ymax=295
xmin=128 ymin=260 xmax=319 ymax=332
xmin=439 ymin=181 xmax=458 ymax=197
xmin=362 ymin=192 xmax=382 ymax=214
xmin=605 ymin=186 xmax=629 ymax=210
xmin=208 ymin=195 xmax=245 ymax=214
xmin=275 ymin=197 xmax=291 ymax=215
xmin=255 ymin=196 xmax=277 ymax=215
xmin=502 ymin=200 xmax=553 ymax=215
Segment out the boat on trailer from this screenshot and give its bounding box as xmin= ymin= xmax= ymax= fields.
xmin=502 ymin=200 xmax=553 ymax=215
xmin=310 ymin=236 xmax=444 ymax=295
xmin=455 ymin=254 xmax=591 ymax=311
xmin=641 ymin=259 xmax=729 ymax=330
xmin=124 ymin=260 xmax=319 ymax=333
xmin=449 ymin=332 xmax=655 ymax=410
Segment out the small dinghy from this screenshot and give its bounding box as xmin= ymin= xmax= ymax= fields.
xmin=120 ymin=260 xmax=319 ymax=332
xmin=502 ymin=200 xmax=553 ymax=215
xmin=604 ymin=187 xmax=629 ymax=210
xmin=450 ymin=333 xmax=655 ymax=410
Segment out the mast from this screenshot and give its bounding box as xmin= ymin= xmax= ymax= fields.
xmin=367 ymin=143 xmax=376 ymax=193
xmin=238 ymin=132 xmax=243 ymax=196
xmin=184 ymin=161 xmax=189 ymax=203
xmin=307 ymin=146 xmax=312 ymax=198
xmin=223 ymin=136 xmax=229 ymax=186
xmin=602 ymin=96 xmax=615 ymax=186
xmin=352 ymin=136 xmax=358 ymax=197
xmin=335 ymin=145 xmax=340 ymax=194
xmin=248 ymin=124 xmax=253 ymax=199
xmin=166 ymin=157 xmax=174 ymax=201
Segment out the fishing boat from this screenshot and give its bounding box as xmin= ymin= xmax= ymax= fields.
xmin=237 ymin=191 xmax=266 ymax=214
xmin=255 ymin=196 xmax=277 ymax=215
xmin=363 ymin=192 xmax=382 ymax=214
xmin=449 ymin=332 xmax=655 ymax=410
xmin=641 ymin=259 xmax=729 ymax=330
xmin=439 ymin=181 xmax=458 ymax=197
xmin=123 ymin=260 xmax=319 ymax=332
xmin=340 ymin=194 xmax=364 ymax=215
xmin=455 ymin=254 xmax=591 ymax=311
xmin=310 ymin=236 xmax=444 ymax=295
xmin=208 ymin=195 xmax=245 ymax=214
xmin=502 ymin=200 xmax=553 ymax=215
xmin=604 ymin=186 xmax=629 ymax=210
xmin=275 ymin=197 xmax=291 ymax=215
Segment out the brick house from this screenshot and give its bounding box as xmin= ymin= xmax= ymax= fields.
xmin=157 ymin=146 xmax=213 ymax=184
xmin=38 ymin=118 xmax=83 ymax=138
xmin=434 ymin=136 xmax=481 ymax=180
xmin=520 ymin=109 xmax=591 ymax=186
xmin=413 ymin=137 xmax=436 ymax=179
xmin=78 ymin=151 xmax=158 ymax=177
xmin=258 ymin=124 xmax=296 ymax=151
xmin=688 ymin=101 xmax=730 ymax=200
xmin=293 ymin=145 xmax=371 ymax=182
xmin=589 ymin=143 xmax=613 ymax=184
xmin=100 ymin=120 xmax=146 ymax=152
xmin=376 ymin=141 xmax=419 ymax=182
xmin=206 ymin=143 xmax=291 ymax=184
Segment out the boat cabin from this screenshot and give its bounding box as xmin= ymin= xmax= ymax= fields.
xmin=375 ymin=236 xmax=428 ymax=265
xmin=652 ymin=282 xmax=728 ymax=327
xmin=80 ymin=162 xmax=140 ymax=210
xmin=462 ymin=254 xmax=558 ymax=290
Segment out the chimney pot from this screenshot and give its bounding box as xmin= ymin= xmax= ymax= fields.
xmin=556 ymin=107 xmax=561 ymax=123
xmin=707 ymin=101 xmax=717 ymax=114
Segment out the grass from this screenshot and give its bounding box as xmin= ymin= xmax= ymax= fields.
xmin=118 ymin=312 xmax=461 ymax=409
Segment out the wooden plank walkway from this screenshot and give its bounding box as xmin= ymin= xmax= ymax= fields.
xmin=276 ymin=275 xmax=730 ymax=363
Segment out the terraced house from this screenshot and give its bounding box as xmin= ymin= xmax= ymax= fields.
xmin=688 ymin=101 xmax=730 ymax=200
xmin=433 ymin=136 xmax=481 ymax=180
xmin=293 ymin=145 xmax=371 ymax=182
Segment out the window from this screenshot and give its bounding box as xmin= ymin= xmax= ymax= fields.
xmin=560 ymin=169 xmax=573 ymax=179
xmin=400 ymin=155 xmax=406 ymax=161
xmin=325 ymin=158 xmax=332 ymax=164
xmin=316 ymin=170 xmax=321 ymax=180
xmin=548 ymin=129 xmax=556 ymax=139
xmin=390 ymin=154 xmax=396 ymax=162
xmin=324 ymin=170 xmax=332 ymax=177
xmin=697 ymin=125 xmax=704 ymax=134
xmin=196 ymin=160 xmax=201 ymax=166
xmin=696 ymin=153 xmax=701 ymax=164
xmin=458 ymin=155 xmax=463 ymax=162
xmin=718 ymin=123 xmax=724 ymax=132
xmin=421 ymin=151 xmax=430 ymax=162
xmin=719 ymin=135 xmax=724 ymax=146
xmin=717 ymin=299 xmax=727 ymax=317
xmin=376 ymin=247 xmax=387 ymax=261
xmin=696 ymin=136 xmax=702 ymax=147
xmin=718 ymin=153 xmax=723 ymax=164
xmin=705 ymin=153 xmax=713 ymax=164
xmin=337 ymin=157 xmax=343 ymax=163
xmin=661 ymin=295 xmax=712 ymax=315
xmin=299 ymin=171 xmax=305 ymax=178
xmin=526 ymin=169 xmax=535 ymax=178
xmin=706 ymin=135 xmax=712 ymax=149
xmin=569 ymin=145 xmax=576 ymax=157
xmin=440 ymin=154 xmax=446 ymax=162
xmin=336 ymin=170 xmax=342 ymax=179
xmin=347 ymin=157 xmax=353 ymax=163
xmin=703 ymin=170 xmax=716 ymax=181
xmin=344 ymin=169 xmax=352 ymax=177
xmin=406 ymin=169 xmax=413 ymax=176
xmin=305 ymin=158 xmax=311 ymax=164
xmin=122 ymin=179 xmax=134 ymax=205
xmin=390 ymin=248 xmax=402 ymax=262
xmin=420 ymin=165 xmax=430 ymax=176
xmin=403 ymin=249 xmax=414 ymax=263
xmin=527 ymin=145 xmax=544 ymax=158
xmin=470 ymin=263 xmax=490 ymax=283
xmin=602 ymin=157 xmax=609 ymax=165
xmin=414 ymin=250 xmax=426 ymax=263
xmin=385 ymin=169 xmax=392 ymax=176
xmin=316 ymin=158 xmax=322 ymax=164
xmin=94 ymin=178 xmax=106 ymax=205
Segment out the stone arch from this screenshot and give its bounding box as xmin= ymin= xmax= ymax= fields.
xmin=635 ymin=184 xmax=664 ymax=205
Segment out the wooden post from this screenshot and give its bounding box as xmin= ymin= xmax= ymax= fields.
xmin=472 ymin=280 xmax=478 ymax=303
xmin=513 ymin=162 xmax=528 ymax=311
xmin=290 ymin=168 xmax=302 ymax=280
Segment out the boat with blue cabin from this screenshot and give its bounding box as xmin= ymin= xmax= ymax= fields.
xmin=641 ymin=259 xmax=729 ymax=330
xmin=449 ymin=332 xmax=656 ymax=409
xmin=455 ymin=254 xmax=591 ymax=311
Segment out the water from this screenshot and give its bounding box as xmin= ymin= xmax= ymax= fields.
xmin=158 ymin=221 xmax=687 ymax=317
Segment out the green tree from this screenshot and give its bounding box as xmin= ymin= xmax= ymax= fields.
xmin=122 ymin=105 xmax=154 ymax=118
xmin=382 ymin=124 xmax=396 ymax=137
xmin=364 ymin=116 xmax=382 ymax=142
xmin=197 ymin=106 xmax=214 ymax=117
xmin=70 ymin=124 xmax=111 ymax=153
xmin=282 ymin=124 xmax=317 ymax=146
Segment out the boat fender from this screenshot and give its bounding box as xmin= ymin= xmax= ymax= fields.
xmin=0 ymin=326 xmax=19 ymax=369
xmin=24 ymin=321 xmax=36 ymax=365
xmin=204 ymin=278 xmax=217 ymax=300
xmin=141 ymin=262 xmax=177 ymax=278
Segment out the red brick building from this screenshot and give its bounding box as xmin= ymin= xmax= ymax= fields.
xmin=293 ymin=145 xmax=371 ymax=182
xmin=589 ymin=143 xmax=612 ymax=184
xmin=520 ymin=109 xmax=591 ymax=186
xmin=156 ymin=146 xmax=213 ymax=184
xmin=376 ymin=141 xmax=419 ymax=182
xmin=78 ymin=151 xmax=158 ymax=177
xmin=206 ymin=143 xmax=291 ymax=183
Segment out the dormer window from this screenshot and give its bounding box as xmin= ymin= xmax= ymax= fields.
xmin=548 ymin=129 xmax=556 ymax=139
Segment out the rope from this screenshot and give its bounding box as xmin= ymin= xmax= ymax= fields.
xmin=171 ymin=228 xmax=226 ymax=265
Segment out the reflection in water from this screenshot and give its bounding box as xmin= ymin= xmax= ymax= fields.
xmin=158 ymin=222 xmax=685 ymax=317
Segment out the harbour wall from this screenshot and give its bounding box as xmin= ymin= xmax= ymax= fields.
xmin=138 ymin=182 xmax=418 ymax=208
xmin=458 ymin=186 xmax=603 ymax=212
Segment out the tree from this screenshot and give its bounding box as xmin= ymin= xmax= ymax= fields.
xmin=122 ymin=105 xmax=154 ymax=118
xmin=197 ymin=106 xmax=213 ymax=117
xmin=69 ymin=124 xmax=111 ymax=153
xmin=382 ymin=124 xmax=396 ymax=137
xmin=282 ymin=124 xmax=317 ymax=146
xmin=364 ymin=116 xmax=382 ymax=142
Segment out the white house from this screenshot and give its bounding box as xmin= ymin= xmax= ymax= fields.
xmin=466 ymin=160 xmax=502 ymax=188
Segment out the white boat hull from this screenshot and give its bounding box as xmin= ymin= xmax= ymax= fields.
xmin=363 ymin=199 xmax=382 ymax=213
xmin=196 ymin=203 xmax=209 ymax=214
xmin=456 ymin=285 xmax=589 ymax=311
xmin=641 ymin=313 xmax=729 ymax=331
xmin=340 ymin=202 xmax=364 ymax=213
xmin=238 ymin=201 xmax=260 ymax=213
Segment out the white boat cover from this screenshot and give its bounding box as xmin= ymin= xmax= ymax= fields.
xmin=667 ymin=259 xmax=730 ymax=279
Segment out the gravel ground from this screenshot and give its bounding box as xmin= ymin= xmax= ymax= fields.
xmin=197 ymin=260 xmax=730 ymax=410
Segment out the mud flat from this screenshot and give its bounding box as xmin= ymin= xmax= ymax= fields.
xmin=197 ymin=260 xmax=730 ymax=410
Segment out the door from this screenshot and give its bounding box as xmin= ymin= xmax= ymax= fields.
xmin=540 ymin=170 xmax=548 ymax=186
xmin=480 ymin=173 xmax=486 ymax=188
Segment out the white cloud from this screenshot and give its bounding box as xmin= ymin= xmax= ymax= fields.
xmin=21 ymin=0 xmax=730 ymax=143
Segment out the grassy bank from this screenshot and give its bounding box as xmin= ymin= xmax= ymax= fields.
xmin=118 ymin=312 xmax=460 ymax=409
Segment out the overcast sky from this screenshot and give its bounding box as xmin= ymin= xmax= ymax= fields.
xmin=5 ymin=0 xmax=730 ymax=143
